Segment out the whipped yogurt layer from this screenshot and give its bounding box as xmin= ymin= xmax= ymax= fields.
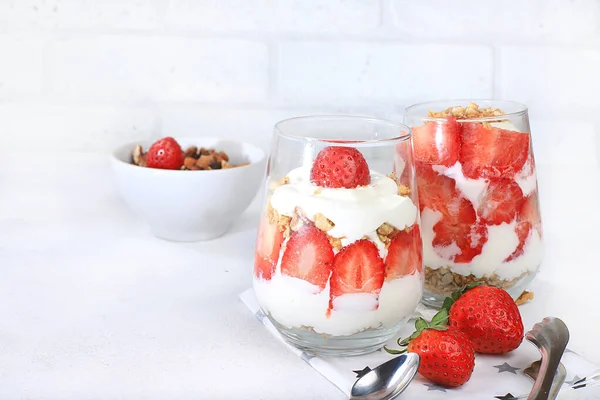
xmin=270 ymin=167 xmax=418 ymax=244
xmin=255 ymin=271 xmax=423 ymax=336
xmin=421 ymin=208 xmax=543 ymax=280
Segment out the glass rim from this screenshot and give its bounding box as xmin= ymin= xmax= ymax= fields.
xmin=404 ymin=99 xmax=529 ymax=122
xmin=274 ymin=115 xmax=412 ymax=144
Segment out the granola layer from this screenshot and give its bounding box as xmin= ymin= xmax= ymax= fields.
xmin=423 ymin=266 xmax=528 ymax=295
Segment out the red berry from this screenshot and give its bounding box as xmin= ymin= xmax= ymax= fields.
xmin=280 ymin=225 xmax=334 ymax=290
xmin=412 ymin=116 xmax=461 ymax=166
xmin=432 ymin=200 xmax=488 ymax=264
xmin=448 ymin=285 xmax=524 ymax=354
xmin=385 ymin=225 xmax=422 ymax=280
xmin=415 ymin=162 xmax=459 ymax=215
xmin=329 ymin=239 xmax=385 ymax=308
xmin=408 ymin=328 xmax=475 ymax=388
xmin=478 ymin=179 xmax=525 ymax=225
xmin=146 ymin=137 xmax=184 ymax=170
xmin=254 ymin=215 xmax=285 ymax=280
xmin=460 ymin=123 xmax=530 ymax=179
xmin=505 ymin=192 xmax=542 ymax=262
xmin=310 ymin=146 xmax=370 ymax=189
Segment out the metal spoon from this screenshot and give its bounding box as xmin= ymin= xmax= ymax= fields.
xmin=524 ymin=317 xmax=570 ymax=400
xmin=350 ymin=352 xmax=420 ymax=400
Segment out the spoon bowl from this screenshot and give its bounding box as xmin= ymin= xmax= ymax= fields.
xmin=350 ymin=352 xmax=420 ymax=400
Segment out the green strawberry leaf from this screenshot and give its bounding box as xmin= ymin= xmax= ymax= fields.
xmin=415 ymin=317 xmax=429 ymax=332
xmin=430 ymin=308 xmax=448 ymax=327
xmin=429 ymin=325 xmax=449 ymax=331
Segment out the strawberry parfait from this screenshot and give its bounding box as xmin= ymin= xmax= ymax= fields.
xmin=253 ymin=116 xmax=423 ymax=355
xmin=404 ymin=101 xmax=543 ymax=308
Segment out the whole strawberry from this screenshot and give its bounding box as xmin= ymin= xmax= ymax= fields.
xmin=310 ymin=146 xmax=370 ymax=188
xmin=146 ymin=137 xmax=184 ymax=170
xmin=409 ymin=327 xmax=475 ymax=388
xmin=445 ymin=284 xmax=524 ymax=354
xmin=385 ymin=310 xmax=475 ymax=388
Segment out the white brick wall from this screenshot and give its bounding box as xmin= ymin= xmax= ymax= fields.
xmin=0 ymin=0 xmax=598 ymax=166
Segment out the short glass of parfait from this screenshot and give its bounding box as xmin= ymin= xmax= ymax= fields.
xmin=403 ymin=100 xmax=543 ymax=308
xmin=253 ymin=116 xmax=423 ymax=356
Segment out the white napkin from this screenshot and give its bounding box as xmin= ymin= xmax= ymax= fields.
xmin=240 ymin=288 xmax=600 ymax=399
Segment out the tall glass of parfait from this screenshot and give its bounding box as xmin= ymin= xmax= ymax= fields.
xmin=404 ymin=101 xmax=543 ymax=308
xmin=253 ymin=116 xmax=423 ymax=356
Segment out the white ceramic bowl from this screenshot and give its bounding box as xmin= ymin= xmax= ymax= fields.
xmin=111 ymin=137 xmax=267 ymax=241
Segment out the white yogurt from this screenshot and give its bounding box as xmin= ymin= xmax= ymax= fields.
xmin=270 ymin=167 xmax=418 ymax=243
xmin=254 ymin=271 xmax=423 ymax=336
xmin=421 ymin=208 xmax=543 ymax=280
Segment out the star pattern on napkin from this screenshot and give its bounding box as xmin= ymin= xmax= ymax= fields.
xmin=423 ymin=383 xmax=447 ymax=392
xmin=353 ymin=366 xmax=372 ymax=379
xmin=494 ymin=393 xmax=517 ymax=400
xmin=493 ymin=362 xmax=520 ymax=374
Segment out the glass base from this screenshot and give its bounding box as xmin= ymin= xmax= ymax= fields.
xmin=421 ymin=270 xmax=537 ymax=309
xmin=267 ymin=314 xmax=403 ymax=357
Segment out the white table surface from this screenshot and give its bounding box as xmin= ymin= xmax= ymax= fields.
xmin=1 ymin=154 xmax=599 ymax=400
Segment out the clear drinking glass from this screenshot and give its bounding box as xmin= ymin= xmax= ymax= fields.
xmin=403 ymin=100 xmax=543 ymax=308
xmin=253 ymin=116 xmax=423 ymax=356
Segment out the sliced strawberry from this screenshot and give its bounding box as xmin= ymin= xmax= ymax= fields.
xmin=412 ymin=116 xmax=461 ymax=166
xmin=330 ymin=239 xmax=385 ymax=303
xmin=415 ymin=162 xmax=459 ymax=214
xmin=310 ymin=146 xmax=370 ymax=189
xmin=254 ymin=216 xmax=285 ymax=280
xmin=146 ymin=136 xmax=184 ymax=170
xmin=280 ymin=225 xmax=334 ymax=290
xmin=432 ymin=201 xmax=488 ymax=264
xmin=505 ymin=221 xmax=531 ymax=262
xmin=460 ymin=123 xmax=530 ymax=179
xmin=385 ymin=225 xmax=422 ymax=280
xmin=478 ymin=179 xmax=525 ymax=225
xmin=505 ymin=192 xmax=542 ymax=262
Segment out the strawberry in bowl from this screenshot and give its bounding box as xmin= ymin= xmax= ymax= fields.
xmin=111 ymin=136 xmax=266 ymax=241
xmin=404 ymin=101 xmax=543 ymax=308
xmin=253 ymin=116 xmax=423 ymax=356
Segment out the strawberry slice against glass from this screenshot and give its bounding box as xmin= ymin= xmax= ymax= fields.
xmin=415 ymin=162 xmax=459 ymax=215
xmin=280 ymin=225 xmax=334 ymax=291
xmin=412 ymin=116 xmax=461 ymax=166
xmin=478 ymin=179 xmax=525 ymax=225
xmin=329 ymin=240 xmax=385 ymax=309
xmin=385 ymin=225 xmax=422 ymax=280
xmin=505 ymin=192 xmax=542 ymax=262
xmin=254 ymin=216 xmax=285 ymax=280
xmin=460 ymin=123 xmax=530 ymax=179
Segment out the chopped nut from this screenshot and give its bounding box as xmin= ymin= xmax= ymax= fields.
xmin=279 ymin=215 xmax=292 ymax=238
xmin=281 ymin=176 xmax=290 ymax=185
xmin=314 ymin=213 xmax=334 ymax=232
xmin=199 ymin=147 xmax=211 ymax=156
xmin=290 ymin=207 xmax=309 ymax=232
xmin=184 ymin=146 xmax=198 ymax=158
xmin=183 ymin=157 xmax=197 ymax=169
xmin=132 ymin=145 xmax=146 ymax=167
xmin=515 ymin=290 xmax=534 ymax=306
xmin=328 ymin=236 xmax=343 ymax=251
xmin=376 ymin=223 xmax=399 ymax=247
xmin=428 ymin=102 xmax=506 ymax=119
xmin=398 ymin=184 xmax=411 ymax=196
xmin=196 ymin=155 xmax=213 ymax=170
xmin=221 ymin=160 xmax=230 ymax=169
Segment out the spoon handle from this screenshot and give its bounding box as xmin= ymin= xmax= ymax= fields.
xmin=525 ymin=317 xmax=570 ymax=400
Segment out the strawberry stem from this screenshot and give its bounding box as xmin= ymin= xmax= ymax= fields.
xmin=383 ymin=346 xmax=406 ymax=355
